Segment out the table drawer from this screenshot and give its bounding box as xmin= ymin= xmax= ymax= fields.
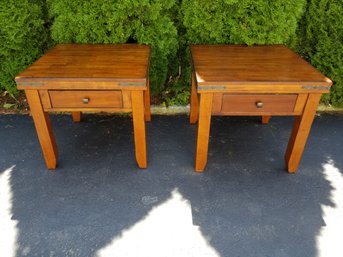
xmin=49 ymin=90 xmax=123 ymax=108
xmin=219 ymin=94 xmax=297 ymax=114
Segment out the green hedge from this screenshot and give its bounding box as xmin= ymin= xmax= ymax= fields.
xmin=181 ymin=0 xmax=306 ymax=45
xmin=295 ymin=0 xmax=343 ymax=106
xmin=0 ymin=0 xmax=48 ymax=96
xmin=0 ymin=0 xmax=342 ymax=106
xmin=48 ymin=0 xmax=178 ymax=95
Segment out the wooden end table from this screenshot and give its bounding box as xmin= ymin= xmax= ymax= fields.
xmin=190 ymin=45 xmax=332 ymax=173
xmin=16 ymin=44 xmax=151 ymax=169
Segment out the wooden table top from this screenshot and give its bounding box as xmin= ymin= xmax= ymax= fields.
xmin=16 ymin=44 xmax=150 ymax=90
xmin=191 ymin=45 xmax=332 ymax=88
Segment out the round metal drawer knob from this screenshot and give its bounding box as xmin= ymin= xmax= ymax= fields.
xmin=255 ymin=101 xmax=264 ymax=108
xmin=82 ymin=97 xmax=90 ymax=104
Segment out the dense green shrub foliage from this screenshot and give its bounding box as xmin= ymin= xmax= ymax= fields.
xmin=295 ymin=0 xmax=343 ymax=106
xmin=181 ymin=0 xmax=306 ymax=45
xmin=48 ymin=0 xmax=178 ymax=95
xmin=0 ymin=0 xmax=48 ymax=96
xmin=161 ymin=0 xmax=192 ymax=105
xmin=0 ymin=0 xmax=342 ymax=106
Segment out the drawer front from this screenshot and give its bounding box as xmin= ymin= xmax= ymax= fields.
xmin=220 ymin=94 xmax=297 ymax=114
xmin=49 ymin=90 xmax=123 ymax=108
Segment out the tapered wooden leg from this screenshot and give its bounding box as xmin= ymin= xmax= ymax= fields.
xmin=285 ymin=94 xmax=321 ymax=173
xmin=144 ymin=79 xmax=151 ymax=122
xmin=195 ymin=93 xmax=213 ymax=172
xmin=25 ymin=90 xmax=58 ymax=169
xmin=261 ymin=115 xmax=271 ymax=124
xmin=132 ymin=91 xmax=147 ymax=168
xmin=71 ymin=112 xmax=81 ymax=122
xmin=190 ymin=72 xmax=199 ymax=124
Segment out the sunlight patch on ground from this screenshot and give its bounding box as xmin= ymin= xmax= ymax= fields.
xmin=96 ymin=188 xmax=220 ymax=257
xmin=0 ymin=166 xmax=18 ymax=257
xmin=316 ymin=160 xmax=343 ymax=257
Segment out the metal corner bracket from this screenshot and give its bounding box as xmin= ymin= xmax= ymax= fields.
xmin=301 ymin=85 xmax=330 ymax=90
xmin=17 ymin=82 xmax=45 ymax=86
xmin=118 ymin=82 xmax=146 ymax=87
xmin=198 ymin=85 xmax=227 ymax=91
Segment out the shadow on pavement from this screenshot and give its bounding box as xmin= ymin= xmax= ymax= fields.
xmin=0 ymin=114 xmax=342 ymax=256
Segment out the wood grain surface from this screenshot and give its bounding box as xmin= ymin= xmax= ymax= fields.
xmin=16 ymin=44 xmax=150 ymax=90
xmin=191 ymin=45 xmax=332 ymax=87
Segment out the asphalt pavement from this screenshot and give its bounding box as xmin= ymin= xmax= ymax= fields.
xmin=0 ymin=113 xmax=342 ymax=257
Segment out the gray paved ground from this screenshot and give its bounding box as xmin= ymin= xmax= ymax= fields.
xmin=0 ymin=114 xmax=342 ymax=257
